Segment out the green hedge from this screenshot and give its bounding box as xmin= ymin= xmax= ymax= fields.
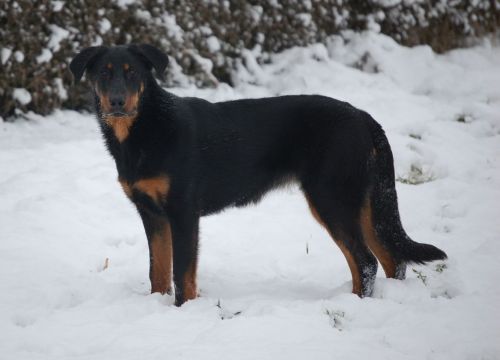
xmin=0 ymin=0 xmax=498 ymax=119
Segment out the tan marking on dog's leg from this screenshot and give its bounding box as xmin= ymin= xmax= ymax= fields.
xmin=182 ymin=261 xmax=198 ymax=302
xmin=150 ymin=221 xmax=173 ymax=295
xmin=134 ymin=176 xmax=171 ymax=203
xmin=360 ymin=198 xmax=397 ymax=278
xmin=335 ymin=238 xmax=362 ymax=296
xmin=305 ymin=196 xmax=363 ymax=296
xmin=118 ymin=178 xmax=132 ymax=199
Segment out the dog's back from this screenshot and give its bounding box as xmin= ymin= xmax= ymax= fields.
xmin=182 ymin=95 xmax=370 ymax=214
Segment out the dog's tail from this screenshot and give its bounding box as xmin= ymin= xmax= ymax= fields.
xmin=366 ymin=115 xmax=447 ymax=264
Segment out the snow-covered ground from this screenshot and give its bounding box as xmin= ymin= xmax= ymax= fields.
xmin=1 ymin=33 xmax=499 ymax=359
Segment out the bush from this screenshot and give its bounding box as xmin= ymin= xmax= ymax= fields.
xmin=0 ymin=0 xmax=498 ymax=119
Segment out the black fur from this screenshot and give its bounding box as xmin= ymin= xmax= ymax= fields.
xmin=128 ymin=44 xmax=169 ymax=80
xmin=69 ymin=46 xmax=107 ymax=83
xmin=368 ymin=118 xmax=447 ymax=266
xmin=70 ymin=45 xmax=447 ymax=306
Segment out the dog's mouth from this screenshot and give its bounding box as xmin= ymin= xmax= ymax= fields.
xmin=103 ymin=111 xmax=138 ymax=118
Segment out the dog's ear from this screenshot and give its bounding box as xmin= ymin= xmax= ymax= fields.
xmin=69 ymin=46 xmax=107 ymax=83
xmin=129 ymin=44 xmax=169 ymax=80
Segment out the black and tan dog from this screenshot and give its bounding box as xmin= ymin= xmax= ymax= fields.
xmin=70 ymin=44 xmax=446 ymax=306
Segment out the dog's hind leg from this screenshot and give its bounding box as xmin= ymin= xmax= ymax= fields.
xmin=305 ymin=194 xmax=378 ymax=297
xmin=359 ymin=196 xmax=406 ymax=279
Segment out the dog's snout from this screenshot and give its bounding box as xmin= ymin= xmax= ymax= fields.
xmin=110 ymin=97 xmax=125 ymax=109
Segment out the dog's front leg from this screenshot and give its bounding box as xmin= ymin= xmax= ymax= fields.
xmin=169 ymin=212 xmax=199 ymax=306
xmin=137 ymin=208 xmax=173 ymax=295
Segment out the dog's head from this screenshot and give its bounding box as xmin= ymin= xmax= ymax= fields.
xmin=69 ymin=44 xmax=168 ymax=117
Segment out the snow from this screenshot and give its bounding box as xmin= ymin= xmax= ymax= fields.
xmin=1 ymin=32 xmax=499 ymax=359
xmin=36 ymin=48 xmax=53 ymax=64
xmin=161 ymin=12 xmax=184 ymax=43
xmin=249 ymin=5 xmax=263 ymax=23
xmin=12 ymin=88 xmax=32 ymax=105
xmin=51 ymin=0 xmax=65 ymax=12
xmin=54 ymin=78 xmax=68 ymax=101
xmin=135 ymin=9 xmax=152 ymax=21
xmin=114 ymin=0 xmax=136 ymax=9
xmin=48 ymin=25 xmax=70 ymax=52
xmin=296 ymin=13 xmax=313 ymax=26
xmin=206 ymin=35 xmax=221 ymax=52
xmin=14 ymin=50 xmax=24 ymax=62
xmin=1 ymin=47 xmax=12 ymax=64
xmin=99 ymin=18 xmax=112 ymax=34
xmin=372 ymin=0 xmax=402 ymax=7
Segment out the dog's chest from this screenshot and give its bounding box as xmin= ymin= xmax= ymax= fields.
xmin=114 ymin=145 xmax=170 ymax=204
xmin=118 ymin=175 xmax=170 ymax=205
xmin=115 ymin=146 xmax=148 ymax=178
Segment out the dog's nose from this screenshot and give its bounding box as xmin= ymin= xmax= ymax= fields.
xmin=110 ymin=97 xmax=125 ymax=110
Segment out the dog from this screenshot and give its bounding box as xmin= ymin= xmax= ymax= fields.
xmin=70 ymin=44 xmax=447 ymax=306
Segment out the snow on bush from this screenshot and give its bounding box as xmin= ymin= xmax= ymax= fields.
xmin=12 ymin=88 xmax=31 ymax=105
xmin=0 ymin=0 xmax=498 ymax=118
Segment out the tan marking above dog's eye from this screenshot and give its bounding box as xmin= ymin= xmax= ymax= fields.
xmin=107 ymin=63 xmax=113 ymax=69
xmin=123 ymin=63 xmax=130 ymax=70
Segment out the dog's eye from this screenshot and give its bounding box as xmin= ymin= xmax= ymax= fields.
xmin=100 ymin=69 xmax=110 ymax=77
xmin=127 ymin=68 xmax=136 ymax=77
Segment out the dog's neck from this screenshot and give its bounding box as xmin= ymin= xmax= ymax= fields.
xmin=102 ymin=114 xmax=137 ymax=143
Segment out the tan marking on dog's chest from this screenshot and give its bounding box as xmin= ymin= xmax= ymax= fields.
xmin=105 ymin=115 xmax=136 ymax=143
xmin=135 ymin=176 xmax=170 ymax=203
xmin=118 ymin=175 xmax=171 ymax=203
xmin=118 ymin=178 xmax=133 ymax=199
